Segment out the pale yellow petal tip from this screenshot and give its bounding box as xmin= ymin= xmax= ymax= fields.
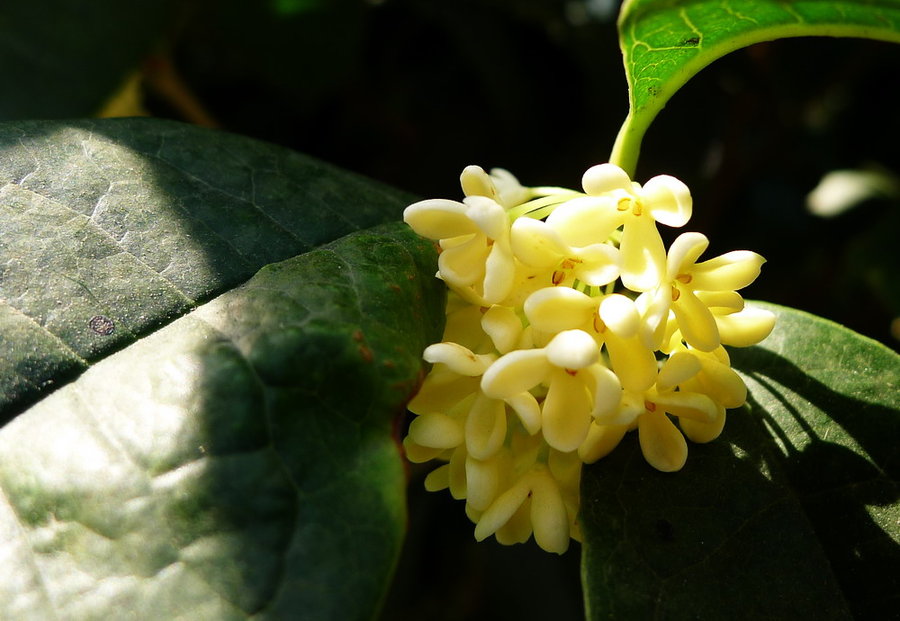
xmin=582 ymin=163 xmax=631 ymax=195
xmin=638 ymin=412 xmax=688 ymax=472
xmin=717 ymin=307 xmax=777 ymax=347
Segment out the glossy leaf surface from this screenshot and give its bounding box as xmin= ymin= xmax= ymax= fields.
xmin=612 ymin=0 xmax=900 ymax=174
xmin=0 ymin=118 xmax=412 ymax=419
xmin=0 ymin=119 xmax=444 ymax=620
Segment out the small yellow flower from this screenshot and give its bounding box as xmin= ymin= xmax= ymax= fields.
xmin=637 ymin=232 xmax=769 ymax=351
xmin=460 ymin=165 xmax=533 ymax=208
xmin=481 ymin=329 xmax=620 ymax=452
xmin=402 ymin=161 xmax=774 ymax=553
xmin=509 ymin=198 xmax=621 ymax=288
xmin=404 ymin=195 xmax=517 ymax=305
xmin=523 ymin=288 xmax=658 ymax=392
xmin=583 ymin=351 xmax=718 ymax=472
xmin=581 ymin=163 xmax=692 ymax=292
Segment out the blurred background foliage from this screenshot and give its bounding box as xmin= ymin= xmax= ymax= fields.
xmin=2 ymin=0 xmax=898 ymax=618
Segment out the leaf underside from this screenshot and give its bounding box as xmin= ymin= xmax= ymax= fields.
xmin=613 ymin=0 xmax=900 ymax=174
xmin=581 ymin=302 xmax=899 ymax=620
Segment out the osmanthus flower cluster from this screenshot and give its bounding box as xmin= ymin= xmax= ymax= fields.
xmin=402 ymin=163 xmax=775 ymax=554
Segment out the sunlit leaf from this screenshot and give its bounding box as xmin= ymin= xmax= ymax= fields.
xmin=0 ymin=118 xmax=446 ymax=619
xmin=0 ymin=118 xmax=412 ymax=418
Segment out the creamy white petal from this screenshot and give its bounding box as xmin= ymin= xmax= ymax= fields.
xmin=654 ymin=391 xmax=718 ymax=422
xmin=694 ymin=356 xmax=747 ymax=408
xmin=465 ymin=393 xmax=507 ymax=460
xmin=656 ymin=351 xmax=701 ymax=392
xmin=403 ymin=437 xmax=445 ymax=463
xmin=587 ymin=364 xmax=623 ymax=419
xmin=530 ymin=470 xmax=570 ymax=554
xmin=465 ymin=195 xmax=509 ymax=241
xmin=408 ymin=412 xmax=464 ymax=449
xmin=510 ymin=217 xmax=568 ymax=267
xmin=695 ymin=290 xmax=744 ymax=312
xmin=638 ymin=410 xmax=688 ymax=472
xmin=582 ymin=163 xmax=633 ymax=195
xmin=673 ymin=288 xmax=721 ymax=352
xmin=481 ymin=305 xmax=523 ymax=354
xmin=491 ymin=167 xmax=531 ymax=208
xmin=423 ymin=342 xmax=495 ymax=376
xmin=679 ymin=405 xmax=727 ymax=443
xmin=448 ymin=446 xmax=467 ymax=499
xmin=574 ymin=243 xmax=621 ymax=286
xmin=505 ymin=391 xmax=542 ymax=434
xmin=460 ymin=165 xmax=494 ymax=198
xmin=474 ymin=476 xmax=532 ymax=541
xmin=482 ymin=242 xmax=516 ymax=304
xmin=666 ymin=232 xmax=709 ymax=280
xmin=545 ymin=329 xmax=599 ymax=370
xmin=424 ymin=464 xmax=451 ymax=491
xmin=494 ymin=497 xmax=534 ymax=545
xmin=542 ymin=370 xmax=593 ymax=452
xmin=481 ymin=349 xmax=551 ymax=398
xmin=404 ymin=199 xmax=479 ymax=239
xmin=524 ymin=287 xmax=596 ymax=334
xmin=466 ymin=455 xmax=502 ymax=511
xmin=691 ymin=251 xmax=766 ymax=291
xmin=408 ymin=370 xmax=479 ymax=414
xmin=604 ymin=331 xmax=658 ymax=393
xmin=636 ymin=288 xmax=672 ymax=350
xmin=594 ymin=389 xmax=644 ymax=426
xmin=437 ymin=235 xmax=487 ymax=287
xmin=578 ymin=422 xmax=629 ymax=463
xmin=620 ymin=215 xmax=667 ymax=292
xmin=642 ymin=174 xmax=692 ymax=227
xmin=546 ymin=196 xmax=622 ymax=247
xmin=716 ymin=307 xmax=776 ymax=347
xmin=599 ymin=294 xmax=641 ymax=338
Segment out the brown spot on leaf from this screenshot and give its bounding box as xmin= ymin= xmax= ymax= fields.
xmin=89 ymin=315 xmax=115 ymax=336
xmin=359 ymin=344 xmax=374 ymax=363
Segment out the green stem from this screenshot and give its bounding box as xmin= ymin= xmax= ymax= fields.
xmin=609 ymin=110 xmax=652 ymax=179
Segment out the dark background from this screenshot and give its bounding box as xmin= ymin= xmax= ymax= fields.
xmin=154 ymin=0 xmax=900 ymax=353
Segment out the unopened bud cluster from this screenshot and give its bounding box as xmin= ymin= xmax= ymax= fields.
xmin=403 ymin=164 xmax=775 ymax=554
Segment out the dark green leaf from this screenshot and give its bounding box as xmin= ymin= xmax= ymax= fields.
xmin=0 ymin=221 xmax=444 ymax=620
xmin=581 ymin=302 xmax=899 ymax=620
xmin=0 ymin=1 xmax=176 ymax=119
xmin=0 ymin=118 xmax=413 ymax=418
xmin=611 ymin=0 xmax=900 ymax=174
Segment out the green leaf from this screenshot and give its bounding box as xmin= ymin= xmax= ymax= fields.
xmin=0 ymin=118 xmax=413 ymax=418
xmin=581 ymin=302 xmax=899 ymax=620
xmin=0 ymin=1 xmax=176 ymax=119
xmin=0 ymin=221 xmax=444 ymax=620
xmin=611 ymin=0 xmax=900 ymax=175
xmin=0 ymin=118 xmax=446 ymax=618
